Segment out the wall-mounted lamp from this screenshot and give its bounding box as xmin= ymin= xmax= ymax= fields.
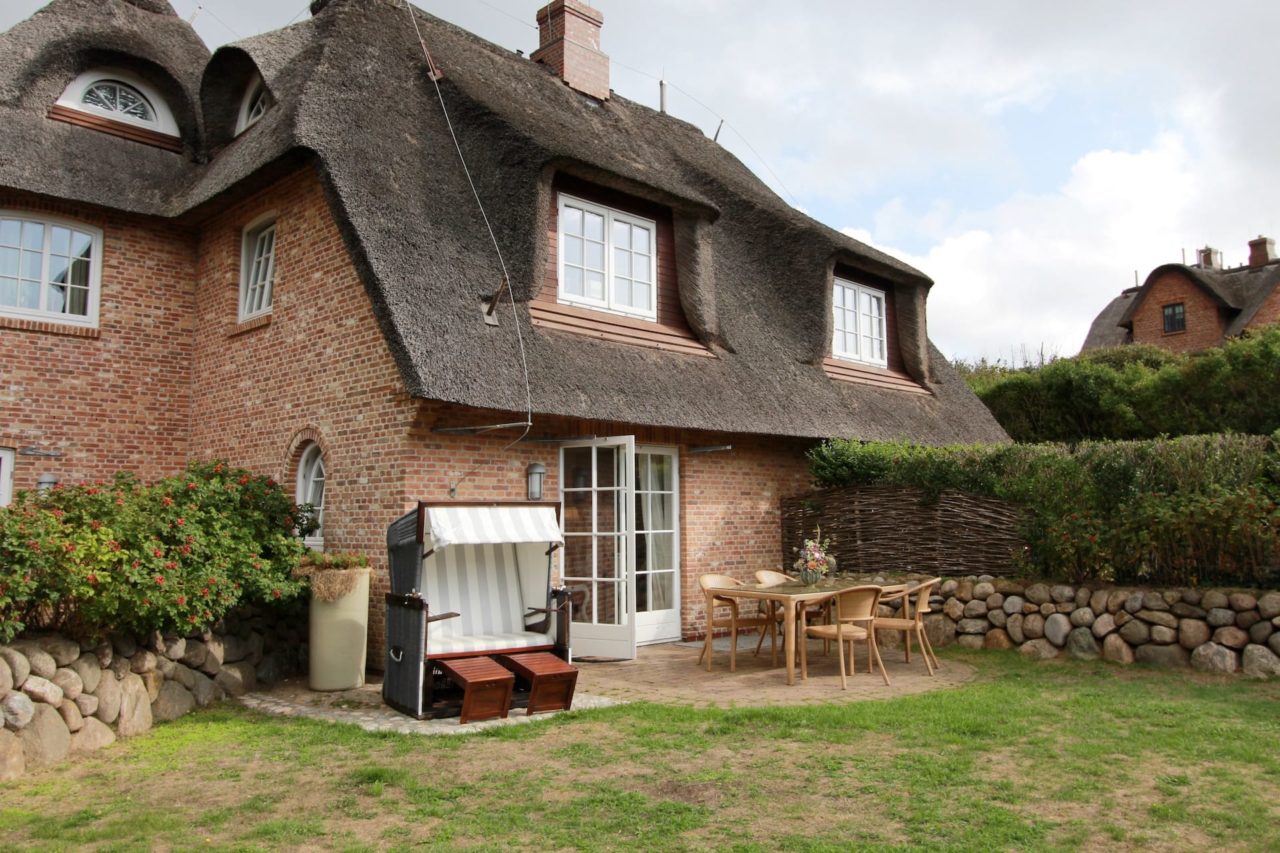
xmin=36 ymin=473 xmax=59 ymax=492
xmin=526 ymin=462 xmax=546 ymax=501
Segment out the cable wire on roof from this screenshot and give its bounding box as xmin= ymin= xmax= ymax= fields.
xmin=401 ymin=0 xmax=534 ymax=496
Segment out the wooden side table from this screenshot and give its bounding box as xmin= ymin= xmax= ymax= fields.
xmin=436 ymin=657 xmax=515 ymax=724
xmin=496 ymin=652 xmax=578 ymax=715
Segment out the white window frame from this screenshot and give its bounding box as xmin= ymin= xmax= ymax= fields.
xmin=832 ymin=277 xmax=889 ymax=367
xmin=296 ymin=443 xmax=325 ymax=551
xmin=239 ymin=213 xmax=278 ymax=322
xmin=235 ymin=76 xmax=270 ymax=135
xmin=0 ymin=448 xmax=13 ymax=507
xmin=557 ymin=193 xmax=658 ymax=321
xmin=0 ymin=211 xmax=103 ymax=328
xmin=56 ymin=68 xmax=180 ymax=136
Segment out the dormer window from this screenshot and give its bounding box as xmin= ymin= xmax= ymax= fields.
xmin=557 ymin=194 xmax=656 ymax=321
xmin=53 ymin=68 xmax=180 ymax=141
xmin=236 ymin=78 xmax=271 ymax=135
xmin=832 ymin=277 xmax=887 ymax=367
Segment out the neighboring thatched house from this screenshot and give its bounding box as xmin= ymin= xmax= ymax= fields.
xmin=1083 ymin=239 xmax=1280 ymax=353
xmin=0 ymin=0 xmax=1006 ymax=659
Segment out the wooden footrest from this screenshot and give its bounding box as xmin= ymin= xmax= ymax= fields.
xmin=437 ymin=656 xmax=515 ymax=724
xmin=496 ymin=652 xmax=578 ymax=715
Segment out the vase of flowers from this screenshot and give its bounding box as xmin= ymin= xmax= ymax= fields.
xmin=793 ymin=526 xmax=836 ymax=586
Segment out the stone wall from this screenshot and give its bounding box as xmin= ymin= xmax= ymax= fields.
xmin=928 ymin=576 xmax=1280 ymax=677
xmin=0 ymin=606 xmax=304 ymax=781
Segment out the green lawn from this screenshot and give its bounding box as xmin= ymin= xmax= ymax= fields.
xmin=4 ymin=651 xmax=1279 ymax=852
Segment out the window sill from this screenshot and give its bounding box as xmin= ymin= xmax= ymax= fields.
xmin=831 ymin=353 xmax=889 ymax=370
xmin=822 ymin=357 xmax=930 ymax=395
xmin=1162 ymin=329 xmax=1186 ymax=337
xmin=228 ymin=313 xmax=272 ymax=337
xmin=557 ymin=297 xmax=657 ymax=324
xmin=48 ymin=104 xmax=183 ymax=153
xmin=0 ymin=315 xmax=100 ymax=338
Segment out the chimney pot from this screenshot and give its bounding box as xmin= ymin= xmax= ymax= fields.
xmin=1248 ymin=235 xmax=1275 ymax=267
xmin=531 ymin=0 xmax=610 ymax=101
xmin=1196 ymin=245 xmax=1222 ymax=270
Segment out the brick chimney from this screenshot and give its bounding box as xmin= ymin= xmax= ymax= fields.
xmin=1248 ymin=235 xmax=1276 ymax=267
xmin=531 ymin=0 xmax=610 ymax=101
xmin=1196 ymin=245 xmax=1222 ymax=270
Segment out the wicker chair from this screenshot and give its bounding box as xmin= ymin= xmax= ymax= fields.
xmin=875 ymin=578 xmax=941 ymax=675
xmin=754 ymin=569 xmax=831 ymax=659
xmin=697 ymin=573 xmax=778 ymax=671
xmin=800 ymin=585 xmax=889 ymax=688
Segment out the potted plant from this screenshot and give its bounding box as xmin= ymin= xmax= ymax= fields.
xmin=293 ymin=551 xmax=371 ymax=690
xmin=793 ymin=526 xmax=836 ymax=586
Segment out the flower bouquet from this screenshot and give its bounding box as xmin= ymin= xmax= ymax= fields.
xmin=793 ymin=526 xmax=836 ymax=585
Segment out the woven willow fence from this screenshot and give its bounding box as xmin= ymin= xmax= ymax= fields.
xmin=781 ymin=486 xmax=1026 ymax=577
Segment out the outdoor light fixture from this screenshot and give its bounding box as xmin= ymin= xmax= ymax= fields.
xmin=526 ymin=462 xmax=546 ymax=501
xmin=36 ymin=473 xmax=59 ymax=491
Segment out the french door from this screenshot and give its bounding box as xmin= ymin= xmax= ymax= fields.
xmin=560 ymin=437 xmax=636 ymax=659
xmin=634 ymin=447 xmax=680 ymax=644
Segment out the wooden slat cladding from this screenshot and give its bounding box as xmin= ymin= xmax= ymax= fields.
xmin=48 ymin=105 xmax=184 ymax=153
xmin=782 ymin=486 xmax=1026 ymax=577
xmin=533 ymin=176 xmax=711 ymax=357
xmin=822 ymin=357 xmax=930 ymax=394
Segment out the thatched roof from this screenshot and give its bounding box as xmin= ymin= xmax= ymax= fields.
xmin=1080 ymin=287 xmax=1136 ymax=351
xmin=1109 ymin=262 xmax=1280 ymax=345
xmin=0 ymin=0 xmax=1008 ymax=445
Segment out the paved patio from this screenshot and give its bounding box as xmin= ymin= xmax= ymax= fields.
xmin=239 ymin=636 xmax=975 ymax=735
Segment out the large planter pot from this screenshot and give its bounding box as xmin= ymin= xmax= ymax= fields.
xmin=308 ymin=567 xmax=370 ymax=691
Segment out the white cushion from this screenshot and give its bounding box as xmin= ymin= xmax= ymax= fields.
xmin=431 ymin=631 xmax=554 ymax=656
xmin=425 ymin=543 xmax=525 ymax=642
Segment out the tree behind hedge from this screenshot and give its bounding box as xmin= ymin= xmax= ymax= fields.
xmin=971 ymin=326 xmax=1280 ymax=442
xmin=807 ymin=434 xmax=1280 ymax=586
xmin=0 ymin=460 xmax=309 ymax=644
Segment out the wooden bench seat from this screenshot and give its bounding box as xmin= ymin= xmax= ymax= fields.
xmin=496 ymin=652 xmax=578 ymax=715
xmin=436 ymin=656 xmax=515 ymax=724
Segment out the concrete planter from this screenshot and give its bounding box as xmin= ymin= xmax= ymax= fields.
xmin=308 ymin=568 xmax=370 ymax=691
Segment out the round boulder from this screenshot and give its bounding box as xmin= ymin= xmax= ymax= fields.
xmin=1044 ymin=613 xmax=1072 ymax=647
xmin=1213 ymin=626 xmax=1249 ymax=650
xmin=1228 ymin=592 xmax=1258 ymax=612
xmin=1201 ymin=590 xmax=1229 ymax=610
xmin=1023 ymin=613 xmax=1045 ymax=640
xmin=1050 ymin=585 xmax=1076 ymax=604
xmin=1106 ymin=590 xmax=1129 ymax=613
xmin=955 ymin=634 xmax=984 ymax=649
xmin=1248 ymin=620 xmax=1273 ymax=646
xmin=36 ymin=635 xmax=81 ymax=667
xmin=1137 ymin=610 xmax=1178 ymax=629
xmin=69 ymin=716 xmax=116 ymax=755
xmin=987 ymin=593 xmax=1005 ymax=611
xmin=988 ymin=609 xmax=1008 ymax=628
xmin=1006 ymin=613 xmax=1025 ymax=644
xmin=1019 ymin=638 xmax=1060 ymax=660
xmin=1178 ymin=619 xmax=1211 ymax=650
xmin=943 ymin=598 xmax=965 ymax=621
xmin=0 ymin=728 xmax=24 ymax=781
xmin=1258 ymin=592 xmax=1280 ymax=620
xmin=11 ymin=642 xmax=55 ymax=679
xmin=1207 ymin=608 xmax=1236 ymax=627
xmin=1040 ymin=603 xmax=1056 ymax=617
xmin=1102 ymin=634 xmax=1134 ymax=664
xmin=68 ymin=654 xmax=102 ymax=694
xmin=1236 ymin=610 xmax=1261 ymax=630
xmin=74 ymin=693 xmax=99 ymax=718
xmin=1025 ymin=583 xmax=1051 ymax=605
xmin=52 ymin=667 xmax=83 ymax=701
xmin=1191 ymin=642 xmax=1239 ymax=674
xmin=151 ymin=681 xmax=195 ymax=722
xmin=115 ymin=673 xmax=153 ymax=737
xmin=1070 ymin=607 xmax=1095 ymax=628
xmin=963 ymin=599 xmax=988 ymax=619
xmin=1141 ymin=591 xmax=1170 ymax=612
xmin=16 ymin=703 xmax=70 ymax=769
xmin=1269 ymin=633 xmax=1280 ymax=658
xmin=983 ymin=628 xmax=1012 ymax=650
xmin=956 ymin=618 xmax=989 ymax=636
xmin=92 ymin=668 xmax=122 ymax=724
xmin=1134 ymin=644 xmax=1190 ymax=668
xmin=972 ymin=582 xmax=994 ymax=601
xmin=0 ymin=657 xmax=10 ymax=698
xmin=1242 ymin=644 xmax=1280 ymax=679
xmin=1089 ymin=589 xmax=1110 ymax=614
xmin=3 ymin=691 xmax=36 ymax=730
xmin=1149 ymin=625 xmax=1177 ymax=645
xmin=0 ymin=647 xmax=30 ymax=690
xmin=1075 ymin=587 xmax=1092 ymax=608
xmin=1171 ymin=602 xmax=1207 ymax=619
xmin=1119 ymin=619 xmax=1150 ymax=646
xmin=1092 ymin=612 xmax=1117 ymax=638
xmin=21 ymin=674 xmax=63 ymax=707
xmin=1124 ymin=592 xmax=1145 ymax=614
xmin=1003 ymin=595 xmax=1025 ymax=615
xmin=57 ymin=698 xmax=84 ymax=733
xmin=1066 ymin=627 xmax=1101 ymax=660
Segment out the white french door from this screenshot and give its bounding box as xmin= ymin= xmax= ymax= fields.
xmin=635 ymin=447 xmax=680 ymax=644
xmin=560 ymin=436 xmax=637 ymax=660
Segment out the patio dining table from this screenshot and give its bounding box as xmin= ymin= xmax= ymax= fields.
xmin=704 ymin=578 xmax=908 ymax=686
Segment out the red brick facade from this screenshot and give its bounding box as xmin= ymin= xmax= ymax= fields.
xmin=1129 ymin=269 xmax=1227 ymax=353
xmin=0 ymin=190 xmax=194 ymax=492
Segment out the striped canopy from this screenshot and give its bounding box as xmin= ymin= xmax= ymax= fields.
xmin=423 ymin=504 xmax=563 ymax=550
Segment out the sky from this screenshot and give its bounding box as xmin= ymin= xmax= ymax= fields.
xmin=5 ymin=0 xmax=1279 ymax=362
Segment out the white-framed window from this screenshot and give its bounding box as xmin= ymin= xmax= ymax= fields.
xmin=832 ymin=277 xmax=888 ymax=367
xmin=239 ymin=215 xmax=277 ymax=321
xmin=0 ymin=212 xmax=103 ymax=327
xmin=55 ymin=68 xmax=180 ymax=136
xmin=235 ymin=77 xmax=271 ymax=135
xmin=0 ymin=448 xmax=13 ymax=507
xmin=557 ymin=194 xmax=657 ymax=320
xmin=296 ymin=443 xmax=325 ymax=550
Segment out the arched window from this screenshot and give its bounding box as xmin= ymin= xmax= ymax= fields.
xmin=56 ymin=68 xmax=179 ymax=136
xmin=296 ymin=442 xmax=326 ymax=549
xmin=235 ymin=78 xmax=271 ymax=135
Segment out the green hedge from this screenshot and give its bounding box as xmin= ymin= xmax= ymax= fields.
xmin=808 ymin=435 xmax=1280 ymax=586
xmin=0 ymin=460 xmax=309 ymax=645
xmin=963 ymin=325 xmax=1280 ymax=442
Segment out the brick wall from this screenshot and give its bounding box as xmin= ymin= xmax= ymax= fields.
xmin=1130 ymin=270 xmax=1226 ymax=352
xmin=0 ymin=190 xmax=194 ymax=491
xmin=186 ymin=165 xmax=418 ymax=660
xmin=1247 ymin=281 xmax=1280 ymax=330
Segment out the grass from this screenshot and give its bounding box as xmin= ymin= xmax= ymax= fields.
xmin=3 ymin=650 xmax=1280 ymax=851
